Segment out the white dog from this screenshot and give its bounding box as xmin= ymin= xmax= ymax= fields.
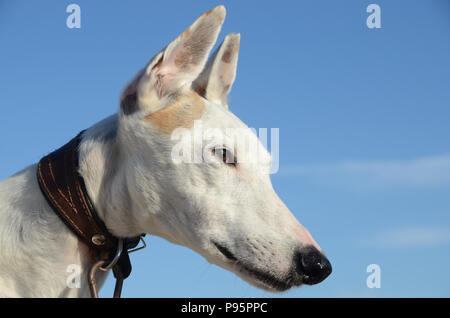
xmin=0 ymin=6 xmax=331 ymax=297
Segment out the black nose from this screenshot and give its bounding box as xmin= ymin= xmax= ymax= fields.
xmin=295 ymin=247 xmax=332 ymax=285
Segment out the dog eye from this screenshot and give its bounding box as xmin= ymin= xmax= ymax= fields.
xmin=213 ymin=148 xmax=236 ymax=166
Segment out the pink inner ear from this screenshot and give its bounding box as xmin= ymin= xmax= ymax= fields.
xmin=152 ymin=47 xmax=194 ymax=98
xmin=156 ymin=42 xmax=192 ymax=75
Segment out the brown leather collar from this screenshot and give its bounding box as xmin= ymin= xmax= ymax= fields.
xmin=37 ymin=131 xmax=141 ymax=283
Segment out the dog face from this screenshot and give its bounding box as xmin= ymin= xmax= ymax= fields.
xmin=115 ymin=6 xmax=331 ymax=291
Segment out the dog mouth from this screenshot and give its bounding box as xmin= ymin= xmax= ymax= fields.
xmin=213 ymin=242 xmax=296 ymax=292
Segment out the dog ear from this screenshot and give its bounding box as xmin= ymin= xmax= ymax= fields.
xmin=192 ymin=33 xmax=240 ymax=108
xmin=120 ymin=6 xmax=226 ymax=115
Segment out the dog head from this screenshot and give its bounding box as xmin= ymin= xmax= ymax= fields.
xmin=106 ymin=6 xmax=331 ymax=291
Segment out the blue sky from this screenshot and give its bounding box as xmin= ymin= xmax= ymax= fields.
xmin=0 ymin=0 xmax=449 ymax=297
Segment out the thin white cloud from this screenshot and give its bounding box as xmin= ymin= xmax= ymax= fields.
xmin=277 ymin=154 xmax=450 ymax=187
xmin=369 ymin=226 xmax=450 ymax=248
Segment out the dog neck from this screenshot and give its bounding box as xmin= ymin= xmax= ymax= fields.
xmin=78 ymin=114 xmax=160 ymax=239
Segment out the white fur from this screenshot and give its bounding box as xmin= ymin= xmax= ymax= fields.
xmin=0 ymin=6 xmax=323 ymax=297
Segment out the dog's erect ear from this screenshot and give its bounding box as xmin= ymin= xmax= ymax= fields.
xmin=193 ymin=33 xmax=240 ymax=108
xmin=120 ymin=6 xmax=226 ymax=115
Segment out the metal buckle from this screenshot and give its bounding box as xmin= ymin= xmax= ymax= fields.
xmin=100 ymin=239 xmax=124 ymax=271
xmin=88 ymin=239 xmax=123 ymax=298
xmin=87 ymin=237 xmax=147 ymax=298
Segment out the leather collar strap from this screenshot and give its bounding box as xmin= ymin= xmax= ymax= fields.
xmin=37 ymin=131 xmax=141 ymax=290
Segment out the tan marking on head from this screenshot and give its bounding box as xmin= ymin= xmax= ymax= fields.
xmin=145 ymin=91 xmax=206 ymax=135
